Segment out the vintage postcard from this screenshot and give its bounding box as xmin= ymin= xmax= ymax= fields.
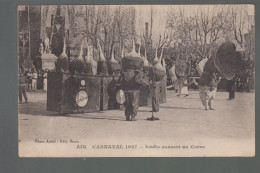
xmin=18 ymin=5 xmax=255 ymax=157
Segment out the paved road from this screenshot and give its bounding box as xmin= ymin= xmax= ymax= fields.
xmin=18 ymin=90 xmax=255 ymax=157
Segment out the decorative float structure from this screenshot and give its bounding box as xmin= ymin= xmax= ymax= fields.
xmin=121 ymin=40 xmax=144 ymax=71
xmin=108 ymin=46 xmax=121 ymax=75
xmin=69 ymin=41 xmax=86 ymax=74
xmin=143 ymin=49 xmax=151 ymax=74
xmin=47 ymin=31 xmax=166 ymax=114
xmin=152 ymin=48 xmax=166 ymax=82
xmin=84 ymin=42 xmax=93 ymax=75
xmin=56 ymin=39 xmax=69 ymax=72
xmin=47 ymin=40 xmax=115 ymax=114
xmin=97 ymin=44 xmax=108 ymax=75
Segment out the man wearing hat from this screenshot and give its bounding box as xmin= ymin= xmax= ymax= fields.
xmin=198 ymin=42 xmax=242 ymax=110
xmin=226 ymin=77 xmax=236 ymax=100
xmin=31 ymin=69 xmax=38 ymax=91
xmin=151 ymin=80 xmax=160 ymax=112
xmin=107 ymin=69 xmax=122 ymax=110
xmin=50 ymin=16 xmax=64 ymax=57
xmin=19 ymin=69 xmax=28 ymax=103
xmin=121 ymin=68 xmax=149 ymax=121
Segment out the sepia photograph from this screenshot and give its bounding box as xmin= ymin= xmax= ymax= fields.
xmin=18 ymin=4 xmax=255 ymax=157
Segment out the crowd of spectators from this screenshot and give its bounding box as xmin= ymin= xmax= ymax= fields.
xmin=23 ymin=69 xmax=49 ymax=91
xmin=235 ymin=58 xmax=255 ymax=92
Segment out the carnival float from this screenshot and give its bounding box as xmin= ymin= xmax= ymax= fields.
xmin=44 ymin=9 xmax=166 ymax=114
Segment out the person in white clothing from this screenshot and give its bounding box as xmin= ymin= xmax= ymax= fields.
xmin=43 ymin=69 xmax=48 ymax=91
xmin=26 ymin=71 xmax=32 ymax=91
xmin=32 ymin=69 xmax=38 ymax=91
xmin=180 ymin=79 xmax=189 ymax=96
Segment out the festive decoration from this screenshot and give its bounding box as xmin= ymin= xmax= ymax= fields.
xmin=152 ymin=48 xmax=166 ymax=82
xmin=214 ymin=41 xmax=242 ymax=80
xmin=56 ymin=38 xmax=69 ymax=72
xmin=143 ymin=48 xmax=151 ymax=74
xmin=97 ymin=43 xmax=108 ymax=75
xmin=84 ymin=42 xmax=93 ymax=75
xmin=152 ymin=47 xmax=159 ymax=65
xmin=162 ymin=56 xmax=166 ymax=70
xmin=121 ymin=39 xmax=144 ymax=71
xmin=196 ymin=58 xmax=208 ymax=76
xmin=108 ymin=46 xmax=121 ymax=75
xmin=69 ymin=40 xmax=86 ymax=74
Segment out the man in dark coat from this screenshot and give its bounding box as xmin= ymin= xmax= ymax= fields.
xmin=151 ymin=82 xmax=160 ymax=112
xmin=121 ymin=69 xmax=148 ymax=121
xmin=107 ymin=71 xmax=121 ymax=110
xmin=50 ymin=17 xmax=63 ymax=57
xmin=120 ymin=41 xmax=150 ymax=121
xmin=121 ymin=68 xmax=149 ymax=121
xmin=226 ymin=78 xmax=236 ymax=100
xmin=19 ymin=69 xmax=28 ymax=103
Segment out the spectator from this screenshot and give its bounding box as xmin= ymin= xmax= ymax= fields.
xmin=43 ymin=69 xmax=48 ymax=91
xmin=37 ymin=69 xmax=43 ymax=90
xmin=19 ymin=69 xmax=28 ymax=103
xmin=26 ymin=70 xmax=32 ymax=91
xmin=226 ymin=78 xmax=236 ymax=100
xmin=236 ymin=77 xmax=243 ymax=92
xmin=32 ymin=69 xmax=38 ymax=91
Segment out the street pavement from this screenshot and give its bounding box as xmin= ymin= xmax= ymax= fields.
xmin=18 ymin=90 xmax=255 ymax=157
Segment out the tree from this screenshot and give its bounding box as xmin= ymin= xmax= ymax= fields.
xmin=81 ymin=6 xmax=136 ymax=60
xmin=229 ymin=5 xmax=254 ymax=58
xmin=167 ymin=6 xmax=232 ymax=59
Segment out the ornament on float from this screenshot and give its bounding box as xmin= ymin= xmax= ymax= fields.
xmin=56 ymin=38 xmax=69 ymax=72
xmin=143 ymin=48 xmax=151 ymax=74
xmin=108 ymin=45 xmax=121 ymax=75
xmin=152 ymin=47 xmax=166 ymax=82
xmin=121 ymin=39 xmax=144 ymax=71
xmin=97 ymin=43 xmax=108 ymax=75
xmin=214 ymin=41 xmax=242 ymax=80
xmin=69 ymin=40 xmax=87 ymax=74
xmin=84 ymin=41 xmax=93 ymax=75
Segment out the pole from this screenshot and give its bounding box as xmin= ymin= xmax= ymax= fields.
xmin=28 ymin=5 xmax=31 ymax=59
xmin=147 ymin=55 xmax=159 ymax=121
xmin=146 ymin=41 xmax=159 ymax=121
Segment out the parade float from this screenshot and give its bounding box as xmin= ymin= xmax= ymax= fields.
xmin=44 ymin=8 xmax=167 ymax=115
xmin=46 ymin=40 xmax=116 ymax=114
xmin=45 ymin=15 xmax=115 ymax=114
xmin=46 ymin=39 xmax=167 ymax=114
